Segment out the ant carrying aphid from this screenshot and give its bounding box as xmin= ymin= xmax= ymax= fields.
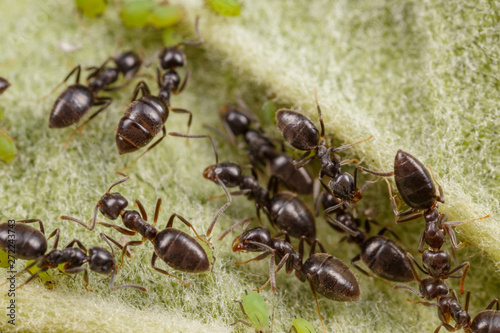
xmin=61 ymin=173 xmax=213 ymax=286
xmin=227 ymin=223 xmax=359 ymax=333
xmin=49 ymin=51 xmax=142 ymax=145
xmin=168 ymin=132 xmax=317 ymax=241
xmin=219 ymin=103 xmax=314 ymax=194
xmin=116 ymin=18 xmax=203 ymax=170
xmin=359 ymin=150 xmax=489 ymax=252
xmin=0 ymin=219 xmax=144 ymax=291
xmin=276 ymin=89 xmax=376 ymax=211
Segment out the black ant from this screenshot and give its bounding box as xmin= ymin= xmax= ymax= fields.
xmin=0 ymin=219 xmax=144 ymax=291
xmin=61 ymin=173 xmax=212 ymax=286
xmin=322 ymin=208 xmax=415 ymax=283
xmin=49 ymin=51 xmax=142 ymax=138
xmin=168 ymin=132 xmax=317 ymax=241
xmin=227 ymin=223 xmax=360 ymax=333
xmin=0 ymin=77 xmax=10 ymax=95
xmin=407 ymin=290 xmax=500 ymax=333
xmin=276 ymin=89 xmax=375 ymax=211
xmin=115 ymin=20 xmax=203 ymax=170
xmin=359 ymin=150 xmax=489 ymax=252
xmin=219 ymin=103 xmax=314 ymax=194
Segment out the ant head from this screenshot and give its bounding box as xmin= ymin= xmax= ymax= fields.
xmin=159 ymin=46 xmax=186 ymax=70
xmin=330 ymin=172 xmax=358 ymax=201
xmin=89 ymin=247 xmax=115 ymax=274
xmin=232 ymin=227 xmax=271 ymax=252
xmin=203 ymin=162 xmax=242 ymax=187
xmin=99 ymin=193 xmax=128 ymax=220
xmin=220 ymin=105 xmax=251 ymax=137
xmin=422 ymin=250 xmax=450 ymax=277
xmin=161 ymin=69 xmax=181 ymax=91
xmin=114 ymin=51 xmax=142 ymax=79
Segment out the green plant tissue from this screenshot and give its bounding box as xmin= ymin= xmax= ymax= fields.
xmin=0 ymin=0 xmax=498 ymax=332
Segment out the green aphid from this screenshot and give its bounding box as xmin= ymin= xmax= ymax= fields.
xmin=162 ymin=27 xmax=183 ymax=46
xmin=207 ymin=0 xmax=241 ymax=17
xmin=234 ymin=290 xmax=270 ymax=332
xmin=291 ymin=317 xmax=316 ymax=333
xmin=148 ymin=4 xmax=183 ymax=29
xmin=261 ymin=100 xmax=277 ymax=126
xmin=26 ymin=260 xmax=56 ymax=289
xmin=0 ymin=249 xmax=10 ymax=268
xmin=120 ymin=0 xmax=156 ymax=28
xmin=0 ymin=106 xmax=4 ymax=121
xmin=0 ymin=130 xmax=16 ymax=163
xmin=75 ymin=0 xmax=107 ymax=18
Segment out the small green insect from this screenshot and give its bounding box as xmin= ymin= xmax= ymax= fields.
xmin=207 ymin=0 xmax=241 ymax=16
xmin=161 ymin=27 xmax=183 ymax=46
xmin=0 ymin=249 xmax=9 ymax=268
xmin=261 ymin=100 xmax=277 ymax=126
xmin=75 ymin=0 xmax=107 ymax=18
xmin=233 ymin=290 xmax=270 ymax=332
xmin=26 ymin=259 xmax=56 ymax=289
xmin=120 ymin=0 xmax=156 ymax=28
xmin=148 ymin=4 xmax=183 ymax=28
xmin=0 ymin=130 xmax=16 ymax=163
xmin=290 ymin=318 xmax=316 ymax=333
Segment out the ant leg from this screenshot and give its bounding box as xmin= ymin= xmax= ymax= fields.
xmin=64 ymin=97 xmax=113 ymax=148
xmin=86 ymin=57 xmax=113 ymax=81
xmin=449 ymin=261 xmax=470 ymax=295
xmin=205 ymin=178 xmax=232 ymax=237
xmin=325 ymin=216 xmax=358 ymax=236
xmin=406 ymin=252 xmax=429 ymax=275
xmin=393 ymin=284 xmax=425 ymax=298
xmin=152 ymin=198 xmax=161 ymax=228
xmin=60 ymin=201 xmax=101 ymax=231
xmin=442 ymin=215 xmax=489 ymax=250
xmin=309 ymin=238 xmax=326 ymax=256
xmin=330 ymin=135 xmax=374 ymax=154
xmin=313 ymin=88 xmax=325 ymax=140
xmin=427 ymin=165 xmax=445 ymax=203
xmin=356 ymin=166 xmax=394 ymax=177
xmin=15 ymin=266 xmax=51 ymax=290
xmin=169 ymin=133 xmax=219 ymax=164
xmin=118 ymin=240 xmax=145 ymax=267
xmin=175 ymin=69 xmax=191 ymax=94
xmin=396 ymin=212 xmax=424 ymax=224
xmin=377 ymin=227 xmax=404 ymax=242
xmin=108 ymin=269 xmax=147 ymax=292
xmin=234 ymin=252 xmax=271 ymax=265
xmin=121 ymin=126 xmax=166 ymax=171
xmin=100 ymin=233 xmax=131 ymax=258
xmin=340 ymin=158 xmax=361 ymax=166
xmin=293 ymin=152 xmax=315 ymax=168
xmin=0 ymin=259 xmax=42 ymax=287
xmin=64 ymin=266 xmax=92 ymax=292
xmin=37 ymin=66 xmax=82 ymax=103
xmin=135 ymin=199 xmax=148 ymax=221
xmin=351 ymin=255 xmax=393 ymax=286
xmin=208 ymin=189 xmax=250 ymax=200
xmin=166 ymin=213 xmax=210 ymax=245
xmin=323 ymin=201 xmax=345 ymax=215
xmin=16 ymin=219 xmax=45 ymax=234
xmin=486 ymin=298 xmax=499 ymax=310
xmin=306 ymin=272 xmax=326 ymax=333
xmin=97 ymin=222 xmax=137 ymax=236
xmin=64 ymin=239 xmax=87 ymax=252
xmin=129 ymin=80 xmax=150 ymax=102
xmin=170 ymin=108 xmax=193 ymax=139
xmin=218 ymin=217 xmax=253 ymax=242
xmin=254 ymin=253 xmax=290 ymax=292
xmin=151 ymin=253 xmax=190 ymax=286
xmin=407 ymin=299 xmax=438 ymax=307
xmin=180 ymin=16 xmax=204 ymax=46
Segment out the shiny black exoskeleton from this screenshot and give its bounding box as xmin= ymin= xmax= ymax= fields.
xmin=360 ymin=150 xmax=489 ymax=252
xmin=49 ymin=51 xmax=142 ymax=129
xmin=0 ymin=77 xmax=10 ymax=95
xmin=0 ymin=219 xmax=49 ymax=260
xmin=220 ymin=104 xmax=313 ymax=194
xmin=61 ymin=173 xmax=211 ymax=286
xmin=231 ymin=226 xmax=359 ymax=331
xmin=276 ymin=91 xmax=374 ymax=211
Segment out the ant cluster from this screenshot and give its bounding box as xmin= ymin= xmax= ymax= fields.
xmin=0 ymin=17 xmax=496 ymax=333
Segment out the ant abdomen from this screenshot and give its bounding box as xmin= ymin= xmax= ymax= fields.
xmin=268 ymin=192 xmax=316 ymax=241
xmin=394 ymin=150 xmax=437 ymax=209
xmin=276 ymin=110 xmax=319 ymax=150
xmin=301 ymin=253 xmax=360 ymax=302
xmin=360 ymin=236 xmax=414 ymax=282
xmin=154 ymin=229 xmax=210 ymax=273
xmin=116 ymin=96 xmax=168 ymax=154
xmin=0 ymin=222 xmax=47 ymax=260
xmin=50 ymin=85 xmax=93 ymax=128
